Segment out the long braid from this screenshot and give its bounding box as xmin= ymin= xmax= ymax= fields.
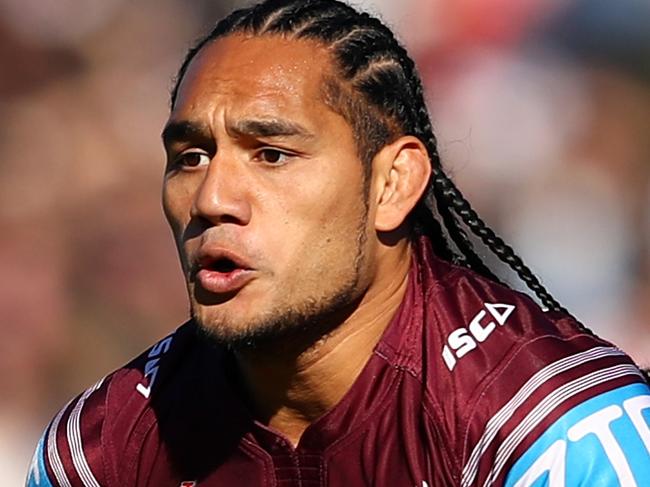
xmin=395 ymin=17 xmax=605 ymax=347
xmin=433 ymin=173 xmax=569 ymax=312
xmin=435 ymin=170 xmax=650 ymax=383
xmin=169 ymin=0 xmax=650 ymax=382
xmin=347 ymin=14 xmax=570 ymax=311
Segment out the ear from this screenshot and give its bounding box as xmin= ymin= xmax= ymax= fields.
xmin=372 ymin=136 xmax=431 ymax=232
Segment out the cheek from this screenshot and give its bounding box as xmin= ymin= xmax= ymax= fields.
xmin=269 ymin=182 xmax=361 ymax=245
xmin=268 ymin=179 xmax=367 ymax=268
xmin=162 ymin=178 xmax=194 ymax=238
xmin=287 ymin=158 xmax=365 ymax=222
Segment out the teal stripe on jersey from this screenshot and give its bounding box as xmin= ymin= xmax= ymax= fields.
xmin=26 ymin=434 xmax=55 ymax=487
xmin=504 ymin=382 xmax=650 ymax=487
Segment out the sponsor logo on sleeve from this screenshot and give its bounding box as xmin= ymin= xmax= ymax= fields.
xmin=442 ymin=303 xmax=515 ymax=371
xmin=504 ymin=383 xmax=650 ymax=487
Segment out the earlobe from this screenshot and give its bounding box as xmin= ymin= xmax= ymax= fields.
xmin=373 ymin=136 xmax=431 ymax=232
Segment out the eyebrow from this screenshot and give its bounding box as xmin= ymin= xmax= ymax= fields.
xmin=161 ymin=121 xmax=212 ymax=147
xmin=161 ymin=118 xmax=315 ymax=148
xmin=229 ymin=118 xmax=315 ymax=140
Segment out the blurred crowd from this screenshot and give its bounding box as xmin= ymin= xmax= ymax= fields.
xmin=1 ymin=0 xmax=649 ymax=482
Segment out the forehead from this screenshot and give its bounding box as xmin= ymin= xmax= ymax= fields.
xmin=171 ymin=34 xmax=336 ymax=121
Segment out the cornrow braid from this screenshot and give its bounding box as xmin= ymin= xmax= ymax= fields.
xmin=169 ymin=0 xmax=622 ymax=352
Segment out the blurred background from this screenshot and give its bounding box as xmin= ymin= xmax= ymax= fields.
xmin=1 ymin=0 xmax=649 ymax=481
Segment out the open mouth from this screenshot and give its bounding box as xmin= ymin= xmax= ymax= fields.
xmin=209 ymin=257 xmax=239 ymax=274
xmin=196 ymin=252 xmax=250 ymax=275
xmin=193 ymin=249 xmax=254 ymax=294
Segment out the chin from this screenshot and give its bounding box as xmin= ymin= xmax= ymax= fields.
xmin=192 ymin=304 xmax=248 ymax=335
xmin=191 ymin=284 xmax=363 ymax=352
xmin=190 ymin=300 xmax=285 ymax=348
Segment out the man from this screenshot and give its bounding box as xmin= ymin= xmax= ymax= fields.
xmin=27 ymin=0 xmax=650 ymax=486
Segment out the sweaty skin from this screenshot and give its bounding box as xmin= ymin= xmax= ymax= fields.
xmin=162 ymin=34 xmax=429 ymax=445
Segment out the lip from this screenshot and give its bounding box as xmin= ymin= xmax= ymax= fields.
xmin=196 ymin=267 xmax=255 ymax=294
xmin=193 ymin=247 xmax=256 ymax=295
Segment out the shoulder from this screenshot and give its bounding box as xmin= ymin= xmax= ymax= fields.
xmin=420 ymin=258 xmax=650 ymax=486
xmin=26 ymin=321 xmax=198 ymax=487
xmin=420 ymin=253 xmax=629 ymax=383
xmin=420 ymin=254 xmax=613 ymax=395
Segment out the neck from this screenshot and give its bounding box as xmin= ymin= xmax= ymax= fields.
xmin=235 ymin=242 xmax=413 ymax=447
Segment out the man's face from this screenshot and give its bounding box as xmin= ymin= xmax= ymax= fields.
xmin=162 ymin=35 xmax=377 ymax=346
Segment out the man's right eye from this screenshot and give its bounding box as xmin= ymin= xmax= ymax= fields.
xmin=174 ymin=152 xmax=210 ymax=168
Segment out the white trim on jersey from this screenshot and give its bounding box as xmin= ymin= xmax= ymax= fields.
xmin=461 ymin=346 xmax=627 ymax=487
xmin=47 ymin=399 xmax=74 ymax=487
xmin=482 ymin=364 xmax=643 ymax=487
xmin=66 ymin=378 xmax=105 ymax=487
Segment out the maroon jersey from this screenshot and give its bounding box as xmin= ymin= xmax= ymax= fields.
xmin=27 ymin=237 xmax=650 ymax=486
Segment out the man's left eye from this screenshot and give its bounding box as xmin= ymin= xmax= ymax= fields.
xmin=258 ymin=149 xmax=290 ymax=164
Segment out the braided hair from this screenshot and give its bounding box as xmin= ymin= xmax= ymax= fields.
xmin=168 ymin=0 xmax=571 ymax=318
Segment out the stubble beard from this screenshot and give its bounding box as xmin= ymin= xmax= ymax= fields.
xmin=191 ymin=210 xmax=369 ymax=353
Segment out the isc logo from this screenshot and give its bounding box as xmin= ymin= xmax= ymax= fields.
xmin=442 ymin=303 xmax=515 ymax=371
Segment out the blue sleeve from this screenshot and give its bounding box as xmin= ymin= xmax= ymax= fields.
xmin=504 ymin=382 xmax=650 ymax=487
xmin=26 ymin=433 xmax=56 ymax=487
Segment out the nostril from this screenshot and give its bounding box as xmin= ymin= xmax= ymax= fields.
xmin=218 ymin=214 xmax=242 ymax=225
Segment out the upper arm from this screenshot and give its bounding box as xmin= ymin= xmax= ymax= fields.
xmin=504 ymin=382 xmax=650 ymax=487
xmin=26 ymin=432 xmax=56 ymax=487
xmin=26 ymin=378 xmax=109 ymax=487
xmin=460 ymin=335 xmax=650 ymax=487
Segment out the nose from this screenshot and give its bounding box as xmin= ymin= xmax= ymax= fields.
xmin=190 ymin=154 xmax=252 ymax=226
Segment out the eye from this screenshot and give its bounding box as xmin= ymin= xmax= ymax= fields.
xmin=258 ymin=148 xmax=291 ymax=165
xmin=174 ymin=151 xmax=210 ymax=169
